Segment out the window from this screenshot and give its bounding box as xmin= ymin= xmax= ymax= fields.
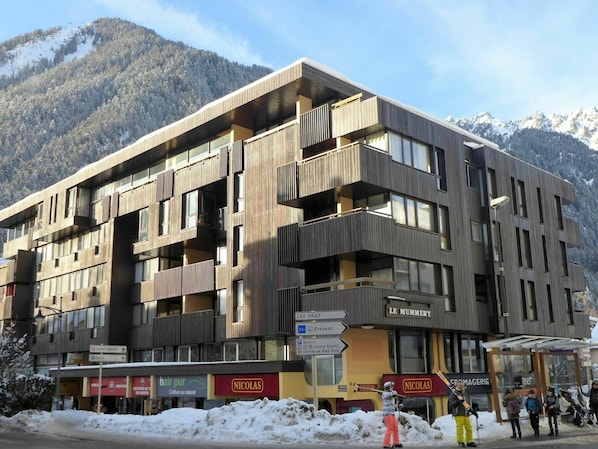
xmin=522 ymin=230 xmax=532 ymax=268
xmin=234 ymin=226 xmax=244 ymax=266
xmin=159 ymin=199 xmax=170 ymax=235
xmin=216 ymin=241 xmax=227 ymax=265
xmin=520 ymin=279 xmax=528 ymax=320
xmin=435 ymin=148 xmax=447 ymax=191
xmin=233 ymin=280 xmax=244 ymax=322
xmin=183 ymin=190 xmax=198 ymax=228
xmin=537 ymin=188 xmax=544 ymax=223
xmin=546 ymin=285 xmax=554 ymax=323
xmin=356 ymin=192 xmax=390 ymax=215
xmin=138 ymin=208 xmax=148 ymax=242
xmin=305 ymin=354 xmax=343 ymax=385
xmin=442 ymin=266 xmax=455 ymax=312
xmin=527 ymin=281 xmax=537 ymax=320
xmin=399 ymin=331 xmax=426 ymax=373
xmin=565 ymin=288 xmax=574 ymax=325
xmin=461 ymin=335 xmax=484 ymax=372
xmin=216 ymin=289 xmax=227 ymax=316
xmin=466 ymin=163 xmax=481 ymax=190
xmin=517 ymin=180 xmax=527 ymax=217
xmin=133 ymin=302 xmax=156 ymax=326
xmin=391 ymin=193 xmax=434 ymax=231
xmin=560 ymin=241 xmax=568 ymax=275
xmin=555 ymin=196 xmax=564 ymax=229
xmin=394 ymin=257 xmax=439 ymax=294
xmin=542 ymin=236 xmax=549 ymax=271
xmin=471 ymin=221 xmax=483 ymax=243
xmin=234 ymin=173 xmax=244 ymax=213
xmin=439 ymin=206 xmax=451 ymax=250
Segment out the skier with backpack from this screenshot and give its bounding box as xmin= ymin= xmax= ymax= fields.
xmin=502 ymin=388 xmax=522 ymax=438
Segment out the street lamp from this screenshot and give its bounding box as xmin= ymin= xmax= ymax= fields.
xmin=35 ymin=303 xmax=64 ymax=411
xmin=490 ymin=195 xmax=511 ymax=338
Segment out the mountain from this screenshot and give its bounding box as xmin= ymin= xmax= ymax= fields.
xmin=0 ymin=18 xmax=596 ymax=313
xmin=447 ymin=114 xmax=598 ymax=314
xmin=0 ymin=18 xmax=272 ymax=207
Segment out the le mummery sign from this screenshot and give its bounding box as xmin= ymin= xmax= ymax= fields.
xmin=386 ymin=304 xmax=431 ymax=318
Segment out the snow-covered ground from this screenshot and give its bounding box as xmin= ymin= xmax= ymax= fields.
xmin=0 ymin=398 xmax=590 ymax=446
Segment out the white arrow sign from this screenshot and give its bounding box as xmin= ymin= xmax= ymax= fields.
xmin=294 ymin=310 xmax=347 ymax=321
xmin=296 ymin=337 xmax=348 ymax=355
xmin=295 ymin=321 xmax=348 ymax=336
xmin=89 ymin=353 xmax=127 ymax=363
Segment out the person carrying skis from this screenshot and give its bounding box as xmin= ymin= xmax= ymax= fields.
xmin=502 ymin=388 xmax=522 ymax=439
xmin=544 ymin=386 xmax=559 ymax=435
xmin=448 ymin=381 xmax=477 ymax=447
xmin=381 ymin=381 xmax=402 ymax=448
xmin=525 ymin=389 xmax=542 ymax=437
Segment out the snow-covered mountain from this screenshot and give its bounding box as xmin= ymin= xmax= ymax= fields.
xmin=448 ymin=108 xmax=598 ymax=151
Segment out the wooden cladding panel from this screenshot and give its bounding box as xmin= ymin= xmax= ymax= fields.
xmin=154 ymin=267 xmax=182 ymax=299
xmin=278 ymin=223 xmax=299 ymax=266
xmin=180 ymin=310 xmax=214 ymax=344
xmin=182 ymin=260 xmax=215 ymax=295
xmin=276 ymin=162 xmax=298 ymax=203
xmin=232 ymin=140 xmax=243 ymax=174
xmin=300 ymin=104 xmax=331 ymax=148
xmin=219 ymin=146 xmax=229 ymax=178
xmin=101 ymin=196 xmax=111 ymax=223
xmin=277 ymin=287 xmax=300 ymax=333
xmin=152 ymin=315 xmax=181 ymax=347
xmin=109 ymin=193 xmax=119 ymax=219
xmin=156 ymin=170 xmax=174 ymax=202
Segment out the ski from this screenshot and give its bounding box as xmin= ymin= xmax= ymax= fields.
xmin=435 ymin=370 xmax=478 ymax=418
xmin=353 ymin=383 xmax=406 ymax=397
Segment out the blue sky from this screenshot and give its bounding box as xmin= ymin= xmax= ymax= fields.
xmin=1 ymin=0 xmax=597 ymax=121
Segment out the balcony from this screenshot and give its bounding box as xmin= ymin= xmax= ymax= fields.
xmin=154 ymin=260 xmax=215 ymax=300
xmin=278 ymin=208 xmax=441 ymax=267
xmin=299 ymin=282 xmax=445 ymax=329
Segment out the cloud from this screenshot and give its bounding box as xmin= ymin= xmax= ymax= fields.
xmin=95 ymin=0 xmax=266 ymax=66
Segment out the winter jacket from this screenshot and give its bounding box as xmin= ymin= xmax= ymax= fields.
xmin=381 ymin=390 xmax=400 ymax=416
xmin=502 ymin=392 xmax=521 ymax=419
xmin=525 ymin=396 xmax=542 ymax=414
xmin=544 ymin=393 xmax=559 ymax=416
xmin=588 ymin=387 xmax=598 ymax=407
xmin=448 ymin=390 xmax=469 ymax=417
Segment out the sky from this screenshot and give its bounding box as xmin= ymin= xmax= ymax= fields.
xmin=1 ymin=0 xmax=597 ymax=122
xmin=0 ymin=396 xmax=592 ymax=447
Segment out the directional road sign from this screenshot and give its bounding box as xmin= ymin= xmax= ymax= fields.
xmin=296 ymin=337 xmax=348 ymax=355
xmin=295 ymin=321 xmax=348 ymax=337
xmin=89 ymin=353 xmax=127 ymax=363
xmin=90 ymin=345 xmax=127 ymax=354
xmin=294 ymin=310 xmax=347 ymax=321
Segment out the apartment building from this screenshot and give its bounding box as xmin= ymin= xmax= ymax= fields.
xmin=0 ymin=59 xmax=590 ymax=419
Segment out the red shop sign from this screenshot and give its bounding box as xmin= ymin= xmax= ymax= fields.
xmin=214 ymin=374 xmax=279 ymax=397
xmin=382 ymin=374 xmax=447 ymax=397
xmin=132 ymin=376 xmax=151 ymax=397
xmin=90 ymin=376 xmax=127 ymax=396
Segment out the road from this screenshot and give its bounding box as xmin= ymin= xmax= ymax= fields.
xmin=1 ymin=427 xmax=598 ymax=449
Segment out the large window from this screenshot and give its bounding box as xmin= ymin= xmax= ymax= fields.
xmin=391 ymin=194 xmax=434 ymax=231
xmin=398 ymin=331 xmax=427 ymax=373
xmin=394 ymin=257 xmax=439 ymax=294
xmin=461 ymin=335 xmax=485 ymax=372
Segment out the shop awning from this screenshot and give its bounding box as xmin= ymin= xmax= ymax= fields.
xmin=482 ymin=335 xmax=597 ymax=352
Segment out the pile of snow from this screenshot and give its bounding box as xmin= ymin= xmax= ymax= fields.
xmin=0 ymin=397 xmax=584 ymax=446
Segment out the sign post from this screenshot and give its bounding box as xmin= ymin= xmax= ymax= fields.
xmin=294 ymin=310 xmax=348 ymax=411
xmin=90 ymin=345 xmax=127 ymax=414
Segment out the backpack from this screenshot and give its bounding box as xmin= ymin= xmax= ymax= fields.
xmin=509 ymin=399 xmax=520 ymax=414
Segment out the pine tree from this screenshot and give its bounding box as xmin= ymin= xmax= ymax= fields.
xmin=0 ymin=326 xmax=54 ymax=416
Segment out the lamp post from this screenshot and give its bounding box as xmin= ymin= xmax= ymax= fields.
xmin=490 ymin=195 xmax=511 ymax=338
xmin=35 ymin=303 xmax=64 ymax=411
